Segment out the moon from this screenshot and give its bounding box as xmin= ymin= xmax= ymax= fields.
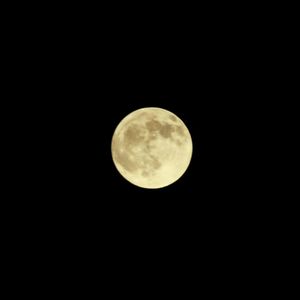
xmin=111 ymin=107 xmax=193 ymax=189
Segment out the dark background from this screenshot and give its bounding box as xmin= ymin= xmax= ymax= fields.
xmin=35 ymin=18 xmax=258 ymax=222
xmin=8 ymin=3 xmax=277 ymax=291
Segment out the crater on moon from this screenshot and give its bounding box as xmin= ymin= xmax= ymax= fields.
xmin=175 ymin=125 xmax=186 ymax=137
xmin=169 ymin=114 xmax=178 ymax=122
xmin=146 ymin=119 xmax=162 ymax=132
xmin=123 ymin=124 xmax=145 ymax=147
xmin=111 ymin=107 xmax=193 ymax=189
xmin=159 ymin=123 xmax=175 ymax=138
xmin=112 ymin=140 xmax=138 ymax=173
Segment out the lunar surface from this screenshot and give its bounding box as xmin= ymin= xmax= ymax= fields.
xmin=111 ymin=107 xmax=193 ymax=189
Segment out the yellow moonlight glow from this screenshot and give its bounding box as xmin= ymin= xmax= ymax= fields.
xmin=111 ymin=107 xmax=193 ymax=189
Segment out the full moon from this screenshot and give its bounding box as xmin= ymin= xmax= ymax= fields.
xmin=111 ymin=107 xmax=193 ymax=189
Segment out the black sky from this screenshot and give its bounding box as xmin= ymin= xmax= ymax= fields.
xmin=44 ymin=53 xmax=254 ymax=228
xmin=25 ymin=7 xmax=263 ymax=234
xmin=13 ymin=5 xmax=270 ymax=287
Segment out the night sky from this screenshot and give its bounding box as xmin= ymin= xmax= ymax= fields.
xmin=29 ymin=8 xmax=259 ymax=247
xmin=13 ymin=4 xmax=270 ymax=290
